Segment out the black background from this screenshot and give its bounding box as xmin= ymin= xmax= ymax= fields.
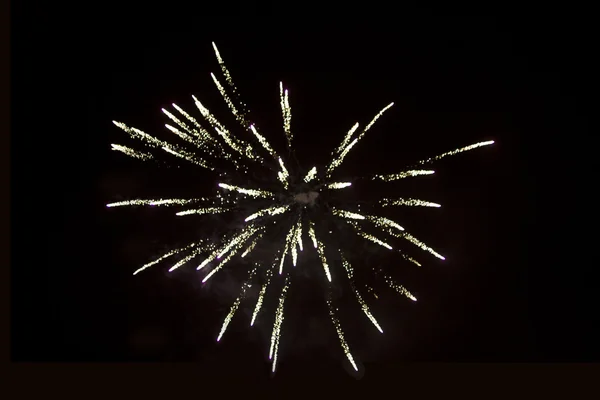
xmin=11 ymin=3 xmax=597 ymax=379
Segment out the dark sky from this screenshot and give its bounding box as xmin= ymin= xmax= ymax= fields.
xmin=12 ymin=4 xmax=597 ymax=379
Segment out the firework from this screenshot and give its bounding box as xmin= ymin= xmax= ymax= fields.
xmin=108 ymin=42 xmax=494 ymax=372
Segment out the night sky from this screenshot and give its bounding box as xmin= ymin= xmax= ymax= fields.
xmin=12 ymin=5 xmax=597 ymax=379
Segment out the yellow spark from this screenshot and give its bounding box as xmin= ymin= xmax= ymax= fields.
xmin=217 ymin=268 xmax=256 ymax=342
xmin=295 ymin=219 xmax=303 ymax=252
xmin=193 ymin=96 xmax=257 ymax=162
xmin=251 ymin=284 xmax=267 ymax=326
xmin=341 ymin=254 xmax=383 ymax=333
xmin=212 ymin=42 xmax=234 ymax=87
xmin=367 ymin=286 xmax=379 ymax=299
xmin=216 ymin=226 xmax=260 ymax=259
xmin=417 ymin=140 xmax=495 ymax=165
xmin=202 ymin=244 xmax=245 ymax=283
xmin=291 ymin=243 xmax=297 ymax=267
xmin=164 ymin=124 xmax=198 ymax=146
xmin=241 ymin=234 xmax=263 ymax=257
xmin=384 ymin=274 xmax=417 ymax=301
xmin=161 ymin=146 xmax=212 ymax=170
xmin=326 ymin=137 xmax=358 ymax=177
xmin=315 ymin=237 xmax=332 ymax=282
xmin=218 ymin=183 xmax=274 ymax=199
xmin=217 ymin=297 xmax=241 ymax=342
xmin=334 ymin=122 xmax=360 ymax=154
xmin=327 ymin=293 xmax=358 ymax=371
xmin=355 ymin=102 xmax=394 ymax=143
xmin=113 ymin=121 xmax=213 ymax=168
xmin=132 ymin=241 xmax=201 ymax=275
xmin=244 ymin=205 xmax=290 ymax=222
xmin=327 ymin=103 xmax=394 ymax=176
xmin=214 ymin=126 xmax=259 ymax=162
xmin=192 ymin=97 xmax=227 ymax=134
xmin=171 ymin=103 xmax=218 ymax=145
xmin=379 ymin=225 xmax=444 ymax=260
xmin=198 ymin=226 xmax=259 ymax=270
xmin=163 ymin=120 xmax=217 ymax=157
xmin=112 ymin=121 xmax=164 ymax=148
xmin=171 ymin=100 xmax=240 ymax=168
xmin=211 ymin=72 xmax=248 ymax=127
xmin=278 ymin=247 xmax=288 ymax=275
xmin=308 ymin=222 xmax=317 ymax=248
xmin=251 ymin=264 xmax=274 ymax=326
xmin=365 ymin=215 xmax=405 ymax=232
xmin=110 ymin=144 xmax=153 ymax=161
xmin=403 ymin=255 xmax=421 ymax=267
xmin=280 ymin=82 xmax=292 ymax=148
xmin=289 ymin=221 xmax=301 ymax=266
xmin=381 ymin=198 xmax=441 ymax=208
xmin=151 ymin=198 xmax=217 ymax=206
xmin=358 ymin=231 xmax=393 ymax=250
xmin=211 ymin=72 xmax=238 ymax=115
xmin=303 ymin=166 xmax=317 ymax=183
xmin=326 ymin=182 xmax=352 ymax=189
xmin=278 ymin=224 xmax=299 ymax=274
xmin=373 ymin=170 xmax=435 ymax=181
xmin=249 ymin=124 xmax=278 ymax=160
xmin=348 ymin=222 xmax=393 ymax=250
xmin=270 ymin=275 xmax=290 ymax=372
xmin=106 ymin=198 xmax=203 ymax=208
xmin=402 ymin=232 xmax=445 ymax=260
xmin=332 ymin=208 xmax=365 ymax=220
xmin=284 ymin=89 xmax=291 ymax=138
xmin=161 ymin=108 xmax=196 ymax=139
xmin=168 ymin=245 xmax=208 ymax=272
xmin=277 ymin=157 xmax=290 ymax=189
xmin=112 ymin=121 xmax=213 ymax=169
xmin=211 ymin=42 xmax=248 ymax=118
xmin=176 ymin=207 xmax=230 ymax=216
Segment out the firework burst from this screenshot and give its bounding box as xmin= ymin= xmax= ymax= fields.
xmin=108 ymin=42 xmax=494 ymax=372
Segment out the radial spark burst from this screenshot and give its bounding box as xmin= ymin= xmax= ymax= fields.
xmin=108 ymin=42 xmax=494 ymax=373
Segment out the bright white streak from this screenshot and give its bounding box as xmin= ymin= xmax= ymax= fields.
xmin=328 ymin=293 xmax=358 ymax=371
xmin=416 ymin=140 xmax=495 ymax=165
xmin=315 ymin=237 xmax=332 ymax=282
xmin=269 ymin=275 xmax=290 ymax=372
xmin=250 ymin=284 xmax=267 ymax=326
xmin=244 ymin=205 xmax=289 ymax=222
xmin=168 ymin=246 xmax=205 ymax=272
xmin=308 ymin=222 xmax=318 ymax=248
xmin=241 ymin=234 xmax=263 ymax=257
xmin=218 ymin=183 xmax=274 ymax=199
xmin=216 ymin=270 xmax=255 ymax=342
xmin=332 ymin=208 xmax=366 ymax=220
xmin=373 ymin=170 xmax=435 ymax=181
xmin=249 ymin=124 xmax=278 ymax=160
xmin=380 ymin=198 xmax=441 ymax=208
xmin=107 ymin=198 xmax=200 ymax=208
xmin=132 ymin=242 xmax=201 ymax=275
xmin=403 ymin=233 xmax=446 ymax=260
xmin=176 ymin=207 xmax=229 ymax=216
xmin=327 ymin=103 xmax=394 ymax=176
xmin=303 ymin=166 xmax=317 ymax=183
xmin=295 ymin=219 xmax=303 ymax=252
xmin=326 ymin=182 xmax=352 ymax=189
xmin=335 ymin=122 xmax=360 ymax=154
xmin=111 ymin=144 xmax=153 ymax=161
